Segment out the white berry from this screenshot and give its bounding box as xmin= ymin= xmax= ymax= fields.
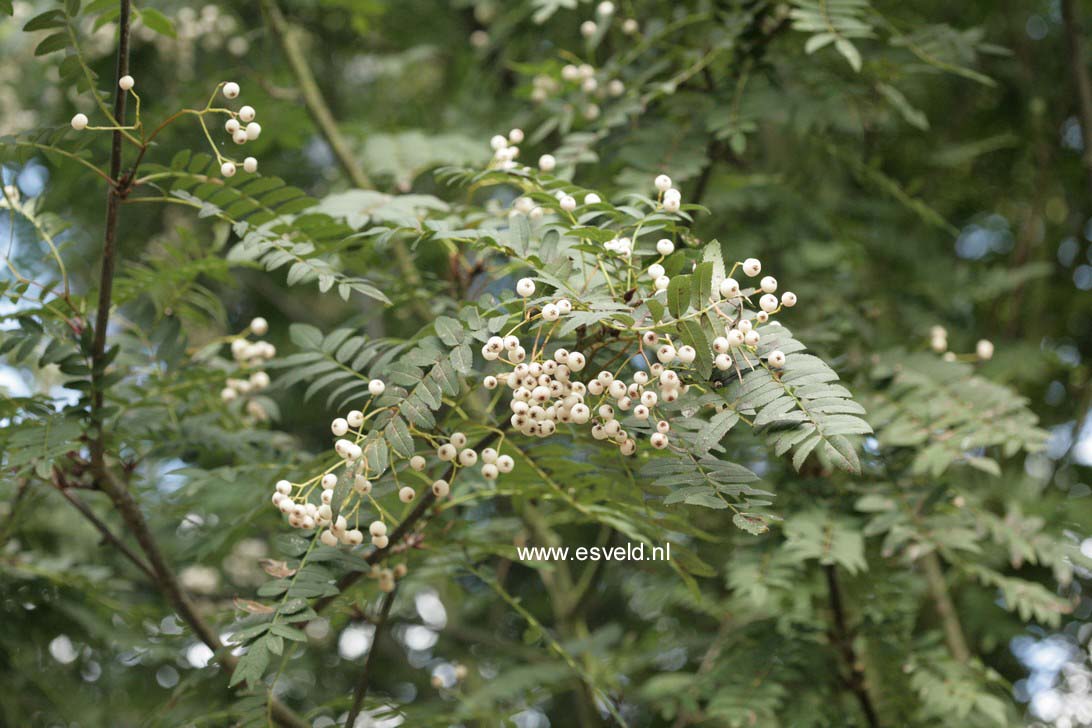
xmin=516 ymin=278 xmax=536 ymax=297
xmin=71 ymin=113 xmax=88 ymax=130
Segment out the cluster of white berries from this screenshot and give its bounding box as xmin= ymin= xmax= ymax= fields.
xmin=653 ymin=174 xmax=684 ymax=213
xmin=72 ymin=79 xmax=260 ymax=179
xmin=217 ymin=82 xmax=260 ymax=177
xmin=930 ymin=326 xmax=994 ymax=362
xmin=489 ymin=128 xmax=525 ymax=171
xmin=483 ymin=329 xmax=686 ymax=454
xmin=271 ymin=390 xmax=519 ymax=561
xmin=221 ymin=317 xmax=275 ymax=404
xmin=577 ymin=2 xmax=639 ymax=41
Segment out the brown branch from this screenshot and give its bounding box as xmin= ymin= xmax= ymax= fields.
xmin=1063 ymin=0 xmax=1092 ymax=199
xmin=75 ymin=6 xmax=308 ymax=726
xmin=345 ymin=586 xmax=398 ymax=727
xmin=88 ymin=0 xmax=132 ymax=475
xmin=51 ymin=475 xmax=156 ymax=582
xmin=919 ymin=551 xmax=971 ymax=663
xmin=824 ymin=565 xmax=882 ymax=728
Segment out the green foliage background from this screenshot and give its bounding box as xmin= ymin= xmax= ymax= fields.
xmin=0 ymin=0 xmax=1090 ymax=726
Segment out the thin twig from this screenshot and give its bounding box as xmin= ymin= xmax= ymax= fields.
xmin=345 ymin=587 xmax=398 ymax=727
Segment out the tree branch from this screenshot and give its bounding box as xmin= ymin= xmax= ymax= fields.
xmin=919 ymin=551 xmax=971 ymax=663
xmin=88 ymin=0 xmax=132 ymax=475
xmin=824 ymin=565 xmax=882 ymax=728
xmin=1062 ymin=0 xmax=1092 ymax=199
xmin=345 ymin=586 xmax=398 ymax=727
xmin=260 ymin=0 xmax=430 ymax=320
xmin=75 ymin=6 xmax=309 ymax=726
xmin=51 ymin=476 xmax=156 ymax=582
